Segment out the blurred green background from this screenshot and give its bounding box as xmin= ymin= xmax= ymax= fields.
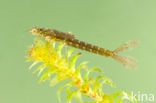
xmin=0 ymin=0 xmax=155 ymax=103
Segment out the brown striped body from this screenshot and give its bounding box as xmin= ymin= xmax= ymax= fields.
xmin=30 ymin=27 xmax=114 ymax=57
xmin=65 ymin=39 xmax=114 ymax=57
xmin=30 ymin=27 xmax=138 ymax=70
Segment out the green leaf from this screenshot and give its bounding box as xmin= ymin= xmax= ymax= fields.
xmin=84 ymin=67 xmax=103 ymax=81
xmin=76 ymin=61 xmax=88 ymax=70
xmin=57 ymin=85 xmax=66 ymax=102
xmin=66 ymin=87 xmax=71 ymax=94
xmin=32 ymin=63 xmax=47 ymax=76
xmin=69 ymin=53 xmax=81 ymax=70
xmin=50 ymin=76 xmax=61 ymax=86
xmin=67 ymin=48 xmax=75 ymax=58
xmin=57 ymin=81 xmax=75 ymax=102
xmin=75 ymin=61 xmax=88 ymax=78
xmin=57 ymin=43 xmax=65 ymax=57
xmin=39 ymin=69 xmax=56 ymax=82
xmin=89 ymin=67 xmax=103 ymax=73
xmin=45 ymin=41 xmax=51 ymax=49
xmin=74 ymin=91 xmax=83 ymax=103
xmin=29 ymin=61 xmax=39 ymax=70
xmin=46 ymin=41 xmax=56 ymax=54
xmin=116 ymin=97 xmax=123 ymax=103
xmin=90 ymin=76 xmax=115 ymax=94
xmin=66 ymin=90 xmax=80 ymax=103
xmin=50 ymin=74 xmax=68 ymax=86
xmin=97 ymin=76 xmax=115 ymax=87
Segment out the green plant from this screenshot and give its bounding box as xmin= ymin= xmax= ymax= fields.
xmin=27 ymin=38 xmax=138 ymax=103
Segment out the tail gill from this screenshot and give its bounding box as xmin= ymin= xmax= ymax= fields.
xmin=111 ymin=40 xmax=139 ymax=70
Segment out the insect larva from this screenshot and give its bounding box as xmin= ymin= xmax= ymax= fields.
xmin=30 ymin=27 xmax=139 ymax=70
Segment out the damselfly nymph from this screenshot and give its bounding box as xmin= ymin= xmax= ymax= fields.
xmin=30 ymin=27 xmax=139 ymax=70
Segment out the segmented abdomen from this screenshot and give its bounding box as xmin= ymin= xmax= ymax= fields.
xmin=65 ymin=39 xmax=113 ymax=57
